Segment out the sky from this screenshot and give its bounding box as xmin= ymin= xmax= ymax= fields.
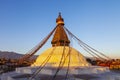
xmin=0 ymin=0 xmax=120 ymax=58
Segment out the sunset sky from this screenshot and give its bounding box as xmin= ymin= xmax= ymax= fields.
xmin=0 ymin=0 xmax=120 ymax=58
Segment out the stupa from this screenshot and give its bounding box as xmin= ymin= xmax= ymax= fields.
xmin=32 ymin=13 xmax=90 ymax=67
xmin=1 ymin=13 xmax=120 ymax=80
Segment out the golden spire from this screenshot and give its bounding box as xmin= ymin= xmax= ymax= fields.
xmin=51 ymin=13 xmax=70 ymax=47
xmin=56 ymin=12 xmax=64 ymax=25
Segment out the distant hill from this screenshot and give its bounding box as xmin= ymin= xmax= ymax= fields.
xmin=0 ymin=51 xmax=37 ymax=59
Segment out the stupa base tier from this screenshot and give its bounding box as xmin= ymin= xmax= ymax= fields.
xmin=15 ymin=66 xmax=109 ymax=75
xmin=1 ymin=66 xmax=120 ymax=80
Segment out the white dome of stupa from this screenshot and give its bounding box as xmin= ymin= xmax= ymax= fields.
xmin=32 ymin=46 xmax=91 ymax=67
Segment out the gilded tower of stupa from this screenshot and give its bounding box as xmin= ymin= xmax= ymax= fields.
xmin=51 ymin=13 xmax=70 ymax=47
